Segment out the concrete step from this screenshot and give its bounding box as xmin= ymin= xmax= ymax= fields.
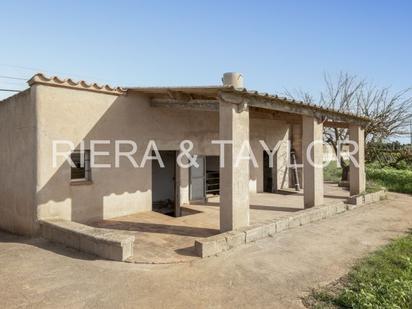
xmin=39 ymin=219 xmax=135 ymax=261
xmin=195 ymin=190 xmax=386 ymax=258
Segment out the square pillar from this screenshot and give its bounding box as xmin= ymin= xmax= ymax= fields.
xmin=302 ymin=116 xmax=324 ymax=208
xmin=219 ymin=100 xmax=250 ymax=232
xmin=349 ymin=124 xmax=366 ymax=195
xmin=174 ymin=154 xmax=190 ymax=217
xmin=177 ymin=162 xmax=189 ymax=205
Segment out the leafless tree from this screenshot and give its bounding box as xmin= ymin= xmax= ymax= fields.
xmin=357 ymin=85 xmax=412 ymax=142
xmin=285 ymin=72 xmax=412 ymax=181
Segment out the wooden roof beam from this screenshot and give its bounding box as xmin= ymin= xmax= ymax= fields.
xmin=323 ymin=120 xmax=349 ymax=128
xmin=218 ymin=91 xmax=369 ymax=126
xmin=150 ymin=98 xmax=218 ymax=112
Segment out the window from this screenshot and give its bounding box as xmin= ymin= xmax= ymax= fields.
xmin=70 ymin=150 xmax=91 ymax=182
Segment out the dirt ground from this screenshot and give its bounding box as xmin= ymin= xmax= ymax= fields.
xmin=0 ymin=192 xmax=411 ymax=309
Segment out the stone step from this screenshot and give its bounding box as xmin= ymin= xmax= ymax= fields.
xmin=195 ymin=190 xmax=386 ymax=258
xmin=39 ymin=219 xmax=135 ymax=261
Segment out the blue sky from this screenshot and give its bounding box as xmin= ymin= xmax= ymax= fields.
xmin=1 ymin=1 xmax=411 ymax=141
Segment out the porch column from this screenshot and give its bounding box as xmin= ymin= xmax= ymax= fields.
xmin=176 ymin=157 xmax=189 ymax=214
xmin=349 ymin=124 xmax=366 ymax=195
xmin=302 ymin=116 xmax=324 ymax=208
xmin=219 ymin=99 xmax=250 ymax=232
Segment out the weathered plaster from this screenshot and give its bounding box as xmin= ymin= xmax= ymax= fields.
xmin=0 ymin=80 xmax=313 ymax=235
xmin=0 ymin=89 xmax=37 ymax=235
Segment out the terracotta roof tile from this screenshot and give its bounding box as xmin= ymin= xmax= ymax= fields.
xmin=27 ymin=73 xmax=370 ymax=122
xmin=28 ymin=73 xmax=127 ymax=95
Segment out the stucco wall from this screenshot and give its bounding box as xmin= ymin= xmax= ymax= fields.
xmin=35 ymin=85 xmax=291 ymax=224
xmin=35 ymin=85 xmax=221 ymax=223
xmin=250 ymin=116 xmax=290 ymax=193
xmin=0 ymin=89 xmax=37 ymax=235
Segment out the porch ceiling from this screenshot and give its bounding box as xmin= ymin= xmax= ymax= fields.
xmin=128 ymin=85 xmax=370 ymax=126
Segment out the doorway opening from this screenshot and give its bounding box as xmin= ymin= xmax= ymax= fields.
xmin=152 ymin=150 xmax=177 ymax=217
xmin=190 ymin=155 xmax=220 ymax=201
xmin=205 ymin=156 xmax=219 ymax=197
xmin=263 ymin=152 xmax=277 ymax=193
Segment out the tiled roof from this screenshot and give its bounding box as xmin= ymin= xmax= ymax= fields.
xmin=227 ymin=87 xmax=370 ymax=122
xmin=27 ymin=73 xmax=370 ymax=123
xmin=28 ymin=73 xmax=127 ymax=95
xmin=130 ymin=85 xmax=370 ymax=122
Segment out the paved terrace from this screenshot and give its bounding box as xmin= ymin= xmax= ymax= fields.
xmin=90 ymin=183 xmax=349 ymax=263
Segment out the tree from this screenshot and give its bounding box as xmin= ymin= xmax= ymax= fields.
xmin=357 ymin=85 xmax=412 ymax=142
xmin=285 ymin=72 xmax=412 ymax=181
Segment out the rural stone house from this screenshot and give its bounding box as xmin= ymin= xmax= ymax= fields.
xmin=0 ymin=72 xmax=368 ymax=261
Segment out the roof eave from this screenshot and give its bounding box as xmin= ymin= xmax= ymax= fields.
xmin=219 ymin=88 xmax=371 ymax=125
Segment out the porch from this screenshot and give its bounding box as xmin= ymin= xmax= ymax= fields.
xmin=129 ymin=72 xmax=368 ymax=236
xmin=91 ymin=183 xmax=349 ymax=263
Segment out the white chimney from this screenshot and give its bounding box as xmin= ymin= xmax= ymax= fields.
xmin=222 ymin=72 xmax=244 ymax=89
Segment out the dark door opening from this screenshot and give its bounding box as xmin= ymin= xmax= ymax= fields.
xmin=205 ymin=156 xmax=220 ymax=196
xmin=152 ymin=150 xmax=177 ymax=216
xmin=263 ymin=152 xmax=277 ymax=193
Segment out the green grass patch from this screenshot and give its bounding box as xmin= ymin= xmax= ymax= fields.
xmin=367 ymin=166 xmax=412 ymax=194
xmin=364 ymin=181 xmax=384 ymax=194
xmin=304 ymin=233 xmax=412 ymax=308
xmin=324 ymin=161 xmax=343 ymax=182
xmin=323 ymin=162 xmax=410 ymax=194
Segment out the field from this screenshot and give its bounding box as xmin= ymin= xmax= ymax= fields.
xmin=323 ymin=161 xmax=412 ymax=194
xmin=367 ymin=166 xmax=412 ymax=194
